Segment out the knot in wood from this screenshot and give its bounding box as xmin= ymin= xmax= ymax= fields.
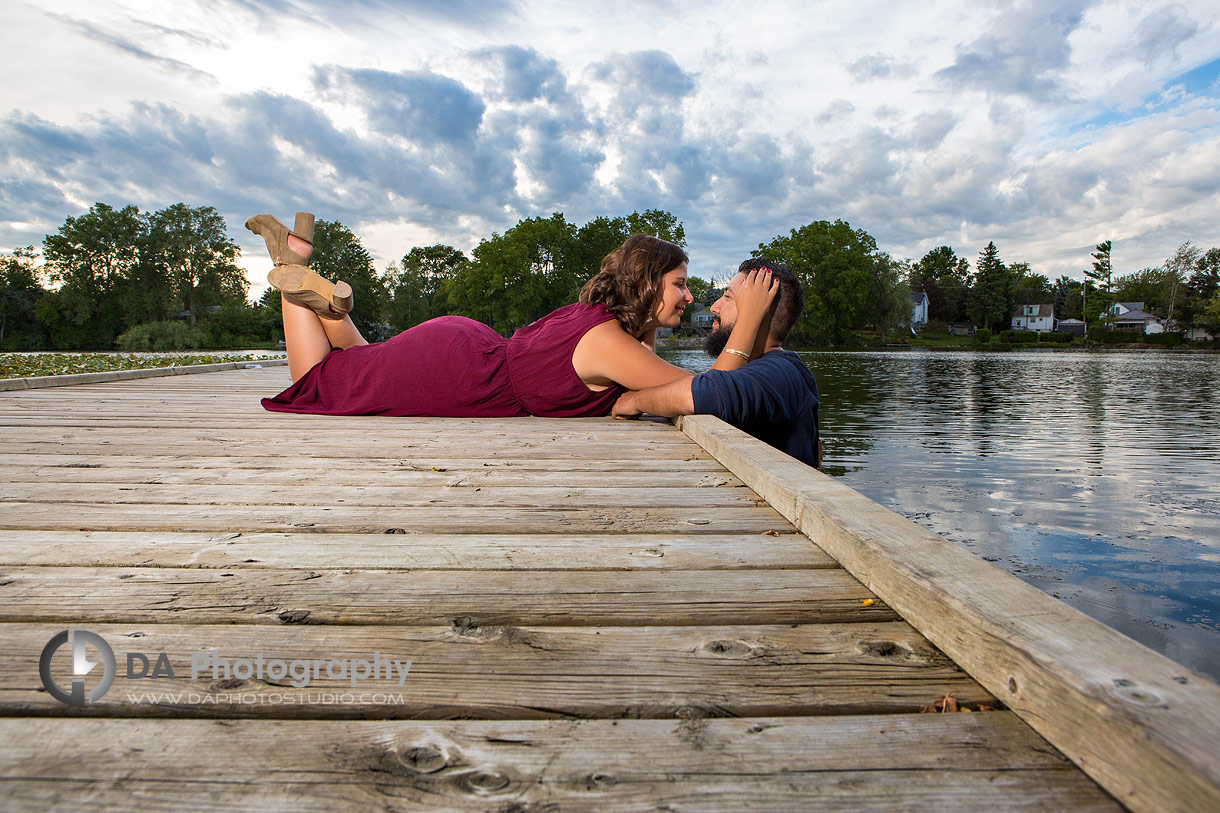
xmin=699 ymin=639 xmax=753 ymax=658
xmin=277 ymin=609 xmax=311 ymax=624
xmin=384 ymin=528 xmax=407 ymax=534
xmin=457 ymin=769 xmax=511 ymax=795
xmin=858 ymin=640 xmax=914 ymax=660
xmin=584 ymin=772 xmax=617 ymax=790
xmin=372 ymin=744 xmax=448 ymax=776
xmin=1116 ymin=687 xmax=1168 ymax=708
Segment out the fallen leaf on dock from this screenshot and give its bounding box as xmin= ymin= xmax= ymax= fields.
xmin=919 ymin=694 xmax=995 ymax=713
xmin=862 ymin=598 xmax=875 ymax=606
xmin=761 ymin=530 xmax=779 ymax=536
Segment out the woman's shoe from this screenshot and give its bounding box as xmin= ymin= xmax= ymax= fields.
xmin=245 ymin=212 xmax=315 ymax=266
xmin=268 ymin=264 xmax=353 ymax=320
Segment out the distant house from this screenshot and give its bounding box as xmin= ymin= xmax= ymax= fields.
xmin=1187 ymin=326 xmax=1215 ymax=341
xmin=1056 ymin=318 xmax=1086 ymax=337
xmin=910 ymin=291 xmax=929 ymax=331
xmin=950 ymin=322 xmax=974 ymax=336
xmin=1107 ymin=302 xmax=1163 ymax=333
xmin=688 ymin=305 xmax=715 ymax=334
xmin=1012 ymin=304 xmax=1055 ymax=333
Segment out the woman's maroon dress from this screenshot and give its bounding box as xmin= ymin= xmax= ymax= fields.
xmin=261 ymin=302 xmax=625 ymax=418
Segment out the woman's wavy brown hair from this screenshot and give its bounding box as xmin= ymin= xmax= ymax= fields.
xmin=578 ymin=234 xmax=689 ymax=337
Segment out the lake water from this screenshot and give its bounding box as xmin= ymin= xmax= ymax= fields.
xmin=662 ymin=348 xmax=1220 ymax=683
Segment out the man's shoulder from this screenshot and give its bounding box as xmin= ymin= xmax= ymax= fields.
xmin=755 ymin=350 xmax=814 ymax=380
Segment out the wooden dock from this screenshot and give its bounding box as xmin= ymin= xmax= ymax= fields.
xmin=0 ymin=364 xmax=1216 ymax=810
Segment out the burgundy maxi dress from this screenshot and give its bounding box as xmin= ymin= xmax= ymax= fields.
xmin=261 ymin=302 xmax=625 ymax=418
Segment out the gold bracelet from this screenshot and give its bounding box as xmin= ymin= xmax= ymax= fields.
xmin=723 ymin=348 xmax=751 ymax=361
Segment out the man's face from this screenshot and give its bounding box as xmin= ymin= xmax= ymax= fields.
xmin=704 ymin=271 xmax=746 ymax=357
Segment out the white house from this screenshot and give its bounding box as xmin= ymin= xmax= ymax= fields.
xmin=688 ymin=305 xmax=715 ymax=333
xmin=910 ymin=291 xmax=929 ymax=331
xmin=1012 ymin=304 xmax=1055 ymax=332
xmin=1107 ymin=302 xmax=1163 ymax=333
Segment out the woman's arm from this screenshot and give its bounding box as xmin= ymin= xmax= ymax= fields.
xmin=709 ymin=268 xmax=779 ymax=372
xmin=571 ymin=320 xmax=694 ymax=391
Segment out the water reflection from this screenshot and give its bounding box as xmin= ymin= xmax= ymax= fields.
xmin=662 ymin=348 xmax=1220 ymax=682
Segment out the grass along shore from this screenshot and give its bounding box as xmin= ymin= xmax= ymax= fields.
xmin=0 ymin=352 xmax=283 ymax=380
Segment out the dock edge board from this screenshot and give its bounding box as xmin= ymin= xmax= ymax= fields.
xmin=678 ymin=413 xmax=1220 ymax=813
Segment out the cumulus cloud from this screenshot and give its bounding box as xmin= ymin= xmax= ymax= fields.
xmin=1134 ymin=4 xmax=1200 ymax=66
xmin=478 ymin=45 xmax=569 ymax=103
xmin=847 ymin=53 xmax=917 ymax=82
xmin=935 ymin=0 xmax=1091 ymax=101
xmin=314 ymin=66 xmax=485 ymax=144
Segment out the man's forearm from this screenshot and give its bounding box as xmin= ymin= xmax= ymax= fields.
xmin=616 ymin=377 xmax=695 ymax=418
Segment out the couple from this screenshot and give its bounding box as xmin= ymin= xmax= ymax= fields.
xmin=251 ymin=212 xmax=819 ymax=468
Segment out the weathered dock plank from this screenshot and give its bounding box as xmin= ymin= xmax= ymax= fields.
xmin=0 ymin=566 xmax=892 ymax=626
xmin=0 ymin=715 xmax=1120 ymax=811
xmin=2 ymin=622 xmax=996 ymax=719
xmin=0 ymin=530 xmax=834 ymax=570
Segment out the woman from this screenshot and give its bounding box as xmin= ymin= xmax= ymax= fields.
xmin=248 ymin=212 xmax=777 ymax=417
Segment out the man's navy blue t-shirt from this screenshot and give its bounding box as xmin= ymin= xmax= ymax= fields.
xmin=689 ymin=350 xmax=820 ymax=468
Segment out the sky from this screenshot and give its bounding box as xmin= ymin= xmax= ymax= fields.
xmin=2 ymin=0 xmax=1219 ymax=298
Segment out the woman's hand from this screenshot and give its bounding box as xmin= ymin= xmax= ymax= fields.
xmin=733 ymin=267 xmax=780 ymax=322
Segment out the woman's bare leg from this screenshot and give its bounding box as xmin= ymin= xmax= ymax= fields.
xmin=278 ymin=232 xmax=367 ymax=380
xmin=282 ymin=296 xmax=369 ymax=382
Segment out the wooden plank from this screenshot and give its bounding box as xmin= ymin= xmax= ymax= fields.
xmin=0 ymin=436 xmax=700 ymax=459
xmin=0 ymin=530 xmax=834 ymax=570
xmin=0 ymin=567 xmax=889 ymax=626
xmin=0 ymin=483 xmax=760 ymax=509
xmin=0 ymin=463 xmax=743 ymax=487
xmin=681 ymin=413 xmax=1220 ymax=813
xmin=2 ymin=622 xmax=996 ymax=718
xmin=0 ymin=453 xmax=728 ymax=472
xmin=0 ymin=715 xmax=1119 ymax=811
xmin=0 ymin=502 xmax=791 ymax=534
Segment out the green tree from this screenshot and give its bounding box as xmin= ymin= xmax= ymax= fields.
xmin=1170 ymin=243 xmax=1220 ymax=333
xmin=42 ymin=202 xmax=146 ymax=348
xmin=625 ymin=209 xmax=686 ymax=246
xmin=1054 ymin=275 xmax=1083 ymax=320
xmin=0 ymin=247 xmax=48 ymax=349
xmin=145 ymin=204 xmax=246 ymax=325
xmin=687 ymin=276 xmax=711 ymax=304
xmin=309 ymin=220 xmax=389 ymax=340
xmin=867 ymin=253 xmax=911 ymax=342
xmin=755 ymin=219 xmax=878 ymax=345
xmin=1010 ymin=263 xmax=1051 ymax=308
xmin=911 ymin=245 xmax=970 ymax=323
xmin=1083 ymin=240 xmax=1113 ymax=323
xmin=388 ymin=244 xmax=469 ymax=330
xmin=966 ymin=241 xmax=1013 ymax=331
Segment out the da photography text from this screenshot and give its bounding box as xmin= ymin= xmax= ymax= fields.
xmin=39 ymin=628 xmax=412 ymax=706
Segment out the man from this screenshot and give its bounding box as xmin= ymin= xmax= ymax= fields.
xmin=613 ymin=259 xmax=821 ymax=468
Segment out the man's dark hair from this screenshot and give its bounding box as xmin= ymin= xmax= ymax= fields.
xmin=739 ymin=258 xmax=804 ymax=344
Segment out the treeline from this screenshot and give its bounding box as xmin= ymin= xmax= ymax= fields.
xmin=906 ymin=238 xmax=1220 ymax=337
xmin=4 ymin=201 xmax=1218 ymax=350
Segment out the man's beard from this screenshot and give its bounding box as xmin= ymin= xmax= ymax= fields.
xmin=704 ymin=323 xmax=733 ymax=357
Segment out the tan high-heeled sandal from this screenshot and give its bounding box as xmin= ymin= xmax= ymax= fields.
xmin=245 ymin=212 xmax=315 ymax=266
xmin=268 ymin=264 xmax=354 ymax=320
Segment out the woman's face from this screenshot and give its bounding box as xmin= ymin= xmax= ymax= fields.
xmin=649 ymin=263 xmax=694 ymax=329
